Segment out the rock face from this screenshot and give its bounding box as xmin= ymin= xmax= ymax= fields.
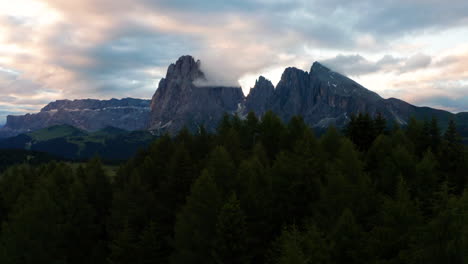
xmin=0 ymin=98 xmax=151 ymax=137
xmin=245 ymin=76 xmax=274 ymax=116
xmin=246 ymin=62 xmax=411 ymax=128
xmin=151 ymin=56 xmax=468 ymax=134
xmin=148 ymin=55 xmax=245 ymax=134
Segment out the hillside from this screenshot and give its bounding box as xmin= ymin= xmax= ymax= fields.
xmin=0 ymin=125 xmax=156 ymax=160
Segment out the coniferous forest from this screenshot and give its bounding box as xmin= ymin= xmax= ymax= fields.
xmin=0 ymin=112 xmax=467 ymax=264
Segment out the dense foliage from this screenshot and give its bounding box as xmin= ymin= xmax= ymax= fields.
xmin=0 ymin=111 xmax=467 ymax=264
xmin=0 ymin=125 xmax=156 ymax=160
xmin=0 ymin=149 xmax=59 ymax=172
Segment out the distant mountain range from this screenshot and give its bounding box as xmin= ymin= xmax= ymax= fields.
xmin=0 ymin=98 xmax=151 ymax=138
xmin=1 ymin=55 xmax=467 ymax=142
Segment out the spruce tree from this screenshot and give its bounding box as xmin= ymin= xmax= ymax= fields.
xmin=329 ymin=209 xmax=365 ymax=264
xmin=369 ymin=177 xmax=423 ymax=263
xmin=274 ymin=226 xmax=308 ymax=264
xmin=213 ymin=194 xmax=249 ymax=264
xmin=171 ymin=170 xmax=223 ymax=264
xmin=137 ymin=221 xmax=165 ymax=264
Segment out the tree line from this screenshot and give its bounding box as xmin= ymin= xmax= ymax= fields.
xmin=0 ymin=111 xmax=467 ymax=264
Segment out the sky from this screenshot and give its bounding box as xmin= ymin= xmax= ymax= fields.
xmin=1 ymin=0 xmax=468 ymax=124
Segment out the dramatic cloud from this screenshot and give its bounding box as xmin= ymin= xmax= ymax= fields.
xmin=320 ymin=53 xmax=432 ymax=76
xmin=1 ymin=0 xmax=468 ymax=123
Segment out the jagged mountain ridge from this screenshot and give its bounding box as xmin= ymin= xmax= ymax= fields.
xmin=1 ymin=55 xmax=467 ymax=140
xmin=245 ymin=62 xmax=394 ymax=128
xmin=148 ymin=55 xmax=468 ymax=135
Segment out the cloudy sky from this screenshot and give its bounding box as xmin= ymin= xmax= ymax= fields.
xmin=1 ymin=0 xmax=468 ymax=123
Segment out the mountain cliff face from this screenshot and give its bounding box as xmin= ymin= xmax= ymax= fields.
xmin=245 ymin=61 xmax=467 ymax=130
xmin=149 ymin=56 xmax=414 ymax=133
xmin=245 ymin=76 xmax=274 ymax=116
xmin=0 ymin=98 xmax=150 ymax=137
xmin=148 ymin=55 xmax=245 ymax=134
xmin=244 ymin=63 xmax=388 ymax=128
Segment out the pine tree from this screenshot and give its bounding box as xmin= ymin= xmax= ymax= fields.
xmin=286 ymin=116 xmax=309 ymax=150
xmin=166 ymin=143 xmax=196 ymax=210
xmin=213 ymin=194 xmax=249 ymax=264
xmin=82 ymin=158 xmax=112 ymax=223
xmin=301 ymin=222 xmax=331 ymax=264
xmin=65 ymin=176 xmax=104 ymax=264
xmin=373 ymin=112 xmax=387 ymax=136
xmin=406 ymin=116 xmax=426 ymax=156
xmin=415 ymin=150 xmax=440 ymax=212
xmin=407 ymin=185 xmax=468 ymax=264
xmin=320 ymin=126 xmax=342 ymax=162
xmin=0 ymin=186 xmax=64 ymax=264
xmin=108 ymin=171 xmax=157 ymax=262
xmin=236 ymin=156 xmax=273 ymax=263
xmin=241 ymin=112 xmax=260 ymax=150
xmin=369 ymin=177 xmax=423 ymax=263
xmin=259 ymin=111 xmax=286 ymax=161
xmin=137 ymin=221 xmax=164 ymax=264
xmin=429 ymin=116 xmax=441 ymax=152
xmin=108 ymin=222 xmax=138 ymax=264
xmin=205 ymin=146 xmax=236 ymax=195
xmin=171 ymin=170 xmax=223 ymax=264
xmin=344 ymin=113 xmax=376 ymax=151
xmin=273 ymin=223 xmax=330 ymax=264
xmin=271 ymin=151 xmax=321 ymax=227
xmin=274 ymin=226 xmax=308 ymax=264
xmin=441 ymin=119 xmax=466 ymax=193
xmin=329 ymin=209 xmax=365 ymax=264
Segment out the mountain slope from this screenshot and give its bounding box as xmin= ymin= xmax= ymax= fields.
xmin=0 ymin=125 xmax=155 ymax=160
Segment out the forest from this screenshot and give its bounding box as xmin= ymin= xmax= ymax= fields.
xmin=0 ymin=111 xmax=467 ymax=264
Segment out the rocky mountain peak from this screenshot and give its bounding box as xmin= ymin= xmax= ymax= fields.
xmin=149 ymin=55 xmax=245 ymax=133
xmin=245 ymin=76 xmax=274 ymax=115
xmin=310 ymin=61 xmax=331 ymax=74
xmin=166 ymin=55 xmax=205 ymax=82
xmin=254 ymin=76 xmax=274 ymax=91
xmin=280 ymin=67 xmax=309 ymax=83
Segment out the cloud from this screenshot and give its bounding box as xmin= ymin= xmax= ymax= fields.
xmin=320 ymin=53 xmax=431 ymax=76
xmin=320 ymin=54 xmax=381 ymax=75
xmin=413 ymin=95 xmax=468 ymax=112
xmin=0 ymin=0 xmax=468 ymax=124
xmin=401 ymin=53 xmax=432 ymax=72
xmin=307 ymin=0 xmax=468 ymax=37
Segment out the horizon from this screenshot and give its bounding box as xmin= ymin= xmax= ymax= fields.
xmin=1 ymin=0 xmax=468 ymax=123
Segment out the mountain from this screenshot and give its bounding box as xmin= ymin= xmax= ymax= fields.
xmin=246 ymin=63 xmax=389 ymax=128
xmin=245 ymin=62 xmax=468 ymax=135
xmin=0 ymin=98 xmax=151 ymax=138
xmin=148 ymin=55 xmax=245 ymax=134
xmin=0 ymin=125 xmax=156 ymax=160
xmin=148 ymin=56 xmax=467 ymax=137
xmin=245 ymin=76 xmax=275 ymax=116
xmin=1 ymin=55 xmax=467 ymax=141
